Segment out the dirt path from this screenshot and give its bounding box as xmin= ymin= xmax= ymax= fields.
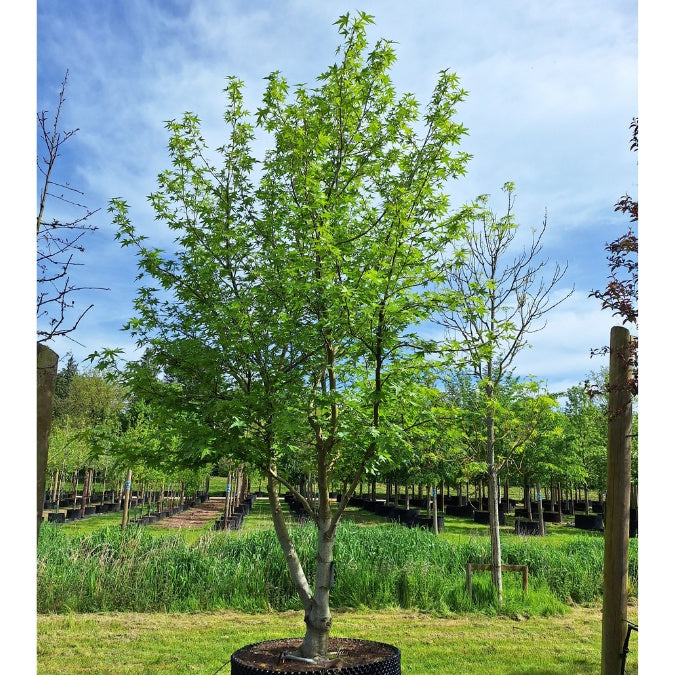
xmin=151 ymin=496 xmax=226 ymax=529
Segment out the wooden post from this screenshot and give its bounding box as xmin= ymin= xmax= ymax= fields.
xmin=37 ymin=343 xmax=59 ymax=540
xmin=121 ymin=469 xmax=133 ymax=529
xmin=601 ymin=326 xmax=633 ymax=674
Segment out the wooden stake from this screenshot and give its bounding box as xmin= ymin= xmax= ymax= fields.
xmin=601 ymin=326 xmax=633 ymax=674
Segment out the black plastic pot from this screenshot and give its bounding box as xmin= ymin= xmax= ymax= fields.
xmin=48 ymin=512 xmax=65 ymax=523
xmin=84 ymin=506 xmax=96 ymax=516
xmin=416 ymin=515 xmax=445 ymax=532
xmin=446 ymin=503 xmax=475 ymax=518
xmin=66 ymin=508 xmax=81 ymax=520
xmin=542 ymin=511 xmax=563 ymax=523
xmin=230 ymin=638 xmax=401 ymax=675
xmin=500 ymin=498 xmax=516 ymax=510
xmin=574 ymin=513 xmax=604 ymax=531
xmin=514 ymin=519 xmax=545 ymax=535
xmin=473 ymin=510 xmax=505 ymax=526
xmin=629 ymin=508 xmax=638 ymax=538
xmin=396 ymin=509 xmax=419 ymax=526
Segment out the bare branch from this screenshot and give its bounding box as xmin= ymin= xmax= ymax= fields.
xmin=37 ymin=71 xmax=105 ymax=344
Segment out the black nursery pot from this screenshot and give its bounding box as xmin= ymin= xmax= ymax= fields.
xmin=574 ymin=513 xmax=604 ymax=531
xmin=514 ymin=519 xmax=545 ymax=536
xmin=230 ymin=638 xmax=401 ymax=675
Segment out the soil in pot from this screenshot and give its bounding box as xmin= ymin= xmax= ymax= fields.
xmin=231 ymin=638 xmax=401 ymax=674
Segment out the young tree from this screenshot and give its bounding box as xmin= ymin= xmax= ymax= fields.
xmin=437 ymin=183 xmax=572 ymax=602
xmin=589 ymin=117 xmax=638 ymax=397
xmin=96 ymin=12 xmax=470 ymax=662
xmin=37 ymin=71 xmax=106 ymax=343
xmin=37 ymin=72 xmax=107 ymax=536
xmin=562 ymin=383 xmax=607 ymax=513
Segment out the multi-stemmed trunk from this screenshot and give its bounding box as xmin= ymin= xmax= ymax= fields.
xmin=267 ymin=467 xmax=335 ymax=661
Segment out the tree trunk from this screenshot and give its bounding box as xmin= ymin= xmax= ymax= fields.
xmin=225 ymin=471 xmax=233 ymax=518
xmin=432 ymin=487 xmax=439 ymax=535
xmin=536 ymin=482 xmax=545 ymax=536
xmin=121 ymin=469 xmax=132 ymax=529
xmin=37 ymin=343 xmax=59 ymax=539
xmin=267 ymin=468 xmax=332 ymax=661
xmin=485 ymin=397 xmax=503 ymax=603
xmin=601 ymin=326 xmax=633 ymax=674
xmin=524 ymin=475 xmax=532 ymax=520
xmin=51 ymin=468 xmax=60 ymax=504
xmin=79 ymin=468 xmax=91 ymax=518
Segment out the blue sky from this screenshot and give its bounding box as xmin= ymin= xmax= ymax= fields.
xmin=31 ymin=0 xmax=639 ymax=397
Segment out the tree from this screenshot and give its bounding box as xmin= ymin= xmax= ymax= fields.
xmin=37 ymin=71 xmax=106 ymax=343
xmin=47 ymin=366 xmax=127 ymax=513
xmin=95 ymin=12 xmax=470 ymax=662
xmin=37 ymin=72 xmax=106 ymax=536
xmin=589 ymin=117 xmax=638 ymax=397
xmin=437 ymin=183 xmax=572 ymax=602
xmin=562 ymin=382 xmax=607 ymax=513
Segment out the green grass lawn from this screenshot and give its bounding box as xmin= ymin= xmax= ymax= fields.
xmin=37 ymin=490 xmax=638 ymax=672
xmin=36 ymin=604 xmax=638 ymax=674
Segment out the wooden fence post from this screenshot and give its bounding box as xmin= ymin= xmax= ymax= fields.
xmin=601 ymin=326 xmax=633 ymax=674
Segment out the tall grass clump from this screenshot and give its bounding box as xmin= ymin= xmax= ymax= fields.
xmin=37 ymin=522 xmax=636 ymax=615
